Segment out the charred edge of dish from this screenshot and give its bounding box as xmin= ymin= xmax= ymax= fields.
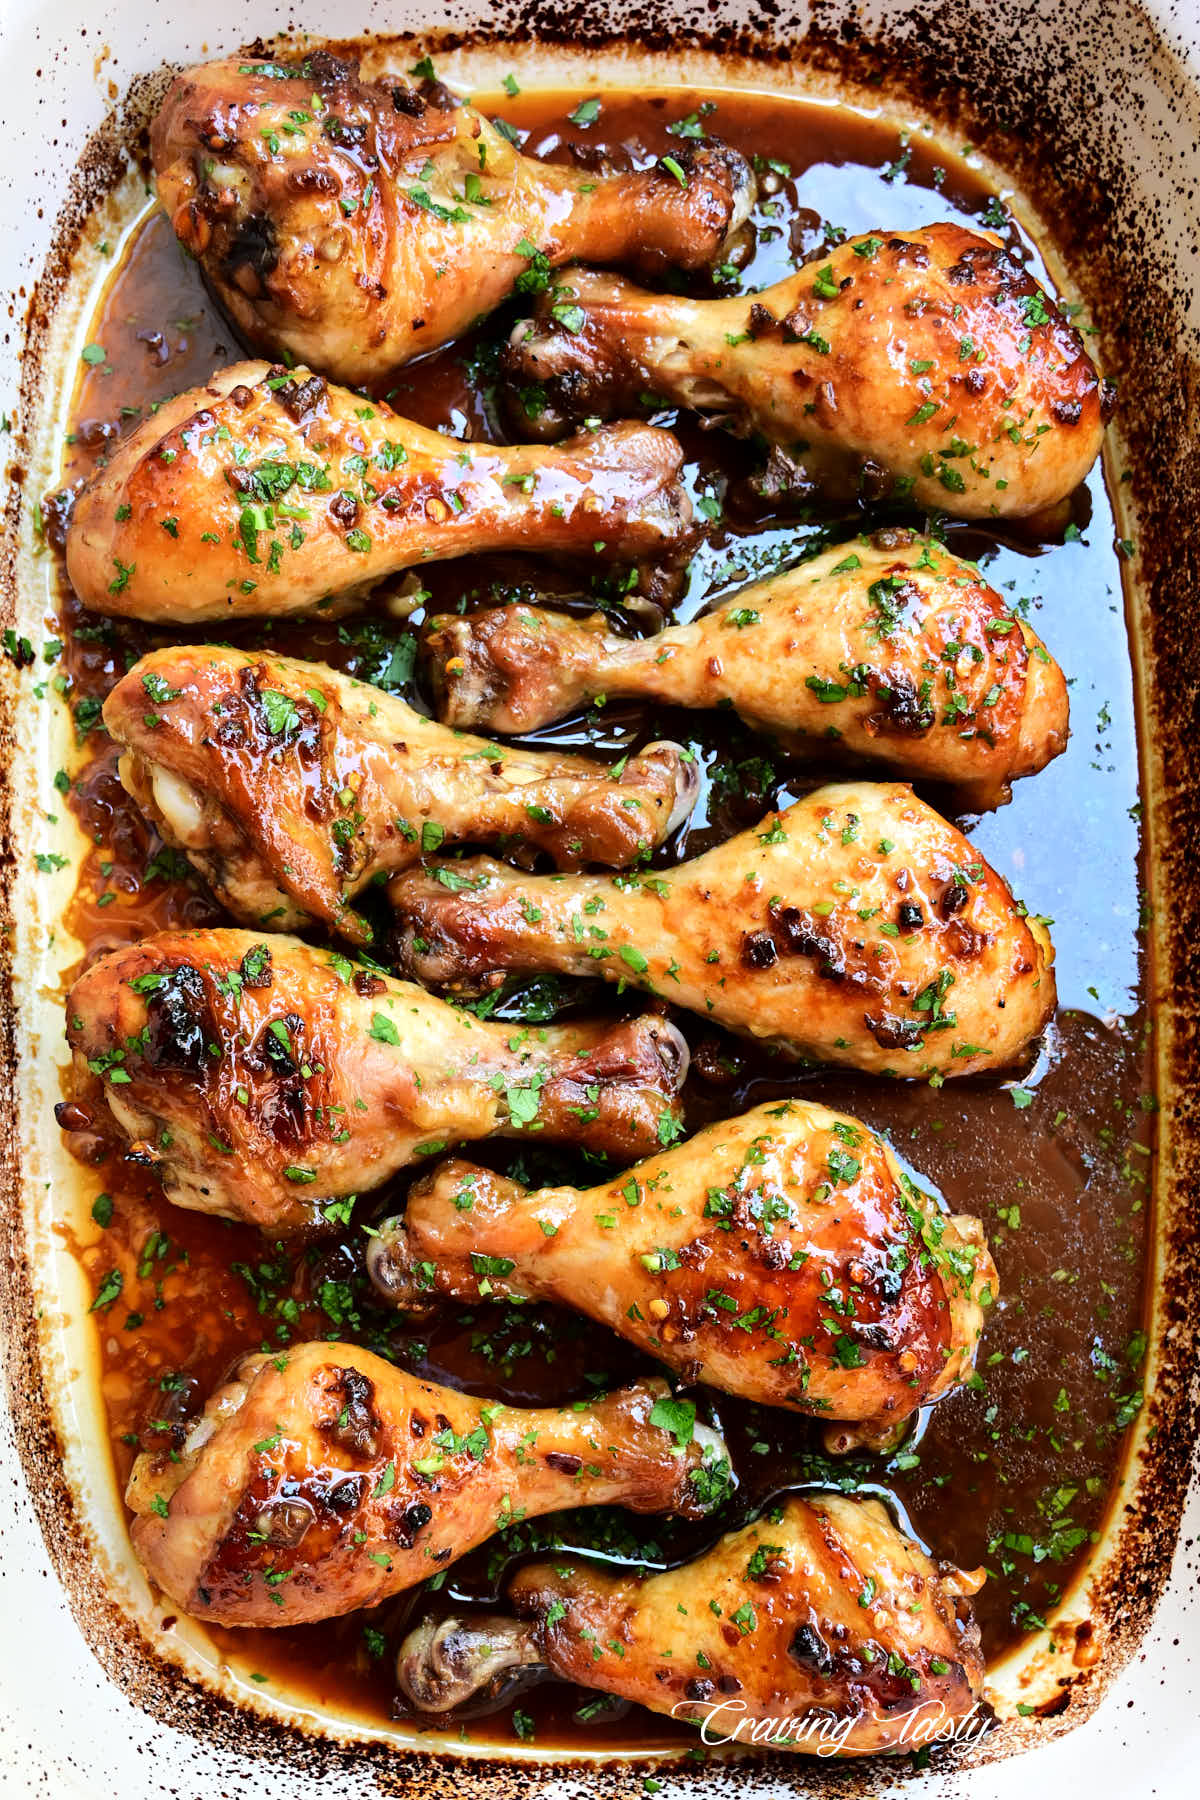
xmin=1 ymin=11 xmax=1198 ymax=1790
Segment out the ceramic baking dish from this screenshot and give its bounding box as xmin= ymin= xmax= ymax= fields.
xmin=2 ymin=1 xmax=1199 ymax=1794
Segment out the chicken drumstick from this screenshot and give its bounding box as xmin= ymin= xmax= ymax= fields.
xmin=368 ymin=1098 xmax=996 ymax=1448
xmin=396 ymin=1494 xmax=987 ymax=1757
xmin=66 ymin=360 xmax=692 ymax=624
xmin=61 ymin=929 xmax=688 ymax=1233
xmin=506 ymin=224 xmax=1112 ymax=517
xmin=104 ymin=645 xmax=698 ymax=945
xmin=390 ymin=780 xmax=1055 ymax=1077
xmin=426 ymin=529 xmax=1069 ymax=809
xmin=151 ymin=52 xmax=754 ymax=383
xmin=126 ymin=1343 xmax=729 ymax=1626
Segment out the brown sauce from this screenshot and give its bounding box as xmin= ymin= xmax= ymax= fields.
xmin=42 ymin=85 xmax=1151 ymax=1751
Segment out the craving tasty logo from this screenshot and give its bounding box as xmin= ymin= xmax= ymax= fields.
xmin=670 ymin=1696 xmax=996 ymax=1757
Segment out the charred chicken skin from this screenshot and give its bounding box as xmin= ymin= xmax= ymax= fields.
xmin=126 ymin=1344 xmax=729 ymax=1627
xmin=104 ymin=645 xmax=698 ymax=946
xmin=397 ymin=1495 xmax=986 ymax=1756
xmin=150 ymin=52 xmax=754 ymax=384
xmin=506 ymin=225 xmax=1113 ymax=517
xmin=368 ymin=1099 xmax=996 ymax=1448
xmin=65 ymin=360 xmax=692 ymax=624
xmin=426 ymin=529 xmax=1069 ymax=809
xmin=389 ymin=781 xmax=1055 ymax=1077
xmin=61 ymin=929 xmax=688 ymax=1233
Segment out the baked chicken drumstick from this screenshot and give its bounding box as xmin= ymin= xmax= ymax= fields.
xmin=507 ymin=224 xmax=1112 ymax=517
xmin=104 ymin=646 xmax=698 ymax=945
xmin=368 ymin=1098 xmax=996 ymax=1448
xmin=61 ymin=929 xmax=688 ymax=1233
xmin=151 ymin=52 xmax=754 ymax=384
xmin=65 ymin=360 xmax=692 ymax=623
xmin=427 ymin=529 xmax=1069 ymax=809
xmin=126 ymin=1344 xmax=728 ymax=1626
xmin=397 ymin=1494 xmax=986 ymax=1758
xmin=390 ymin=780 xmax=1055 ymax=1077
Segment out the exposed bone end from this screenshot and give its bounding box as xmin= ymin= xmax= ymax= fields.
xmin=660 ymin=741 xmax=702 ymax=835
xmin=137 ymin=757 xmax=214 ymax=851
xmin=707 ymin=143 xmax=757 ymax=249
xmin=395 ymin=1612 xmax=547 ymax=1715
xmin=820 ymin=1415 xmax=910 ymax=1458
xmin=366 ymin=1216 xmax=441 ymax=1313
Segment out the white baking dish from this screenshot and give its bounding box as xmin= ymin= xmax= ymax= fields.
xmin=3 ymin=0 xmax=1200 ymax=1793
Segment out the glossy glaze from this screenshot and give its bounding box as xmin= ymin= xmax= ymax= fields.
xmin=127 ymin=1344 xmax=726 ymax=1625
xmin=425 ymin=530 xmax=1070 ymax=809
xmin=66 ymin=360 xmax=693 ymax=622
xmin=388 ymin=780 xmax=1057 ymax=1076
xmin=151 ymin=52 xmax=753 ymax=382
xmin=368 ymin=1098 xmax=996 ymax=1440
xmin=398 ymin=1494 xmax=987 ymax=1755
xmin=508 ymin=223 xmax=1112 ymax=517
xmin=63 ymin=928 xmax=688 ymax=1230
xmin=103 ymin=644 xmax=696 ymax=944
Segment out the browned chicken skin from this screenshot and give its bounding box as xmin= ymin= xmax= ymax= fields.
xmin=65 ymin=360 xmax=692 ymax=623
xmin=104 ymin=645 xmax=698 ymax=946
xmin=396 ymin=1494 xmax=987 ymax=1757
xmin=367 ymin=1099 xmax=996 ymax=1447
xmin=426 ymin=530 xmax=1069 ymax=809
xmin=151 ymin=52 xmax=755 ymax=384
xmin=125 ymin=1344 xmax=729 ymax=1626
xmin=61 ymin=929 xmax=688 ymax=1233
xmin=507 ymin=225 xmax=1113 ymax=517
xmin=389 ymin=781 xmax=1056 ymax=1077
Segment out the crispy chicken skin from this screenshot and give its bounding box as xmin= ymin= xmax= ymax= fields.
xmin=61 ymin=929 xmax=689 ymax=1233
xmin=104 ymin=645 xmax=699 ymax=945
xmin=389 ymin=781 xmax=1056 ymax=1077
xmin=65 ymin=360 xmax=692 ymax=623
xmin=507 ymin=225 xmax=1114 ymax=517
xmin=396 ymin=1495 xmax=987 ymax=1756
xmin=426 ymin=530 xmax=1069 ymax=809
xmin=367 ymin=1099 xmax=996 ymax=1446
xmin=125 ymin=1344 xmax=728 ymax=1626
xmin=150 ymin=52 xmax=755 ymax=384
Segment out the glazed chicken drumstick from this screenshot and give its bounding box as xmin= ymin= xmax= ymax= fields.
xmin=104 ymin=646 xmax=698 ymax=946
xmin=126 ymin=1344 xmax=728 ymax=1627
xmin=151 ymin=52 xmax=754 ymax=384
xmin=65 ymin=360 xmax=692 ymax=624
xmin=397 ymin=1494 xmax=986 ymax=1757
xmin=507 ymin=224 xmax=1113 ymax=517
xmin=390 ymin=780 xmax=1055 ymax=1077
xmin=368 ymin=1099 xmax=996 ymax=1449
xmin=427 ymin=529 xmax=1069 ymax=809
xmin=60 ymin=929 xmax=688 ymax=1233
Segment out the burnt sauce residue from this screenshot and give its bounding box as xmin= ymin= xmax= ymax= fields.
xmin=47 ymin=88 xmax=1150 ymax=1747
